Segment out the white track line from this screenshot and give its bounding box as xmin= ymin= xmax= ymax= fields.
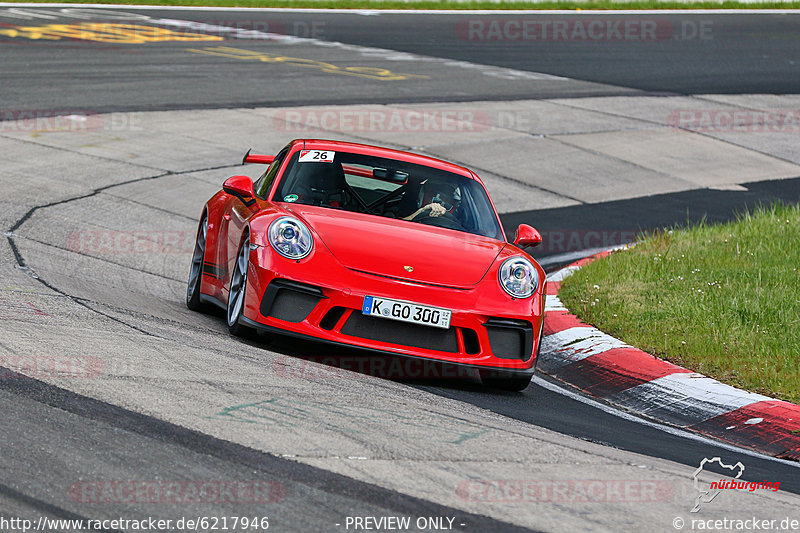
xmin=151 ymin=18 xmax=565 ymax=80
xmin=131 ymin=15 xmax=566 ymax=82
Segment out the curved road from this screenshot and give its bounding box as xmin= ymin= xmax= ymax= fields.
xmin=1 ymin=6 xmax=799 ymax=532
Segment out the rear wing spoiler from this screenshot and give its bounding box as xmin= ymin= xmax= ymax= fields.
xmin=242 ymin=149 xmax=275 ymax=165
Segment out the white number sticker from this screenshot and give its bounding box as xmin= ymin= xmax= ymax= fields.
xmin=299 ymin=150 xmax=335 ymax=163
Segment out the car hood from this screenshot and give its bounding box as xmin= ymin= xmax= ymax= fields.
xmin=286 ymin=205 xmax=506 ymax=288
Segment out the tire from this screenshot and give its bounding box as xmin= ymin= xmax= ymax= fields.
xmin=186 ymin=217 xmax=208 ymax=312
xmin=481 ymin=370 xmax=532 ymax=392
xmin=226 ymin=234 xmax=254 ymax=337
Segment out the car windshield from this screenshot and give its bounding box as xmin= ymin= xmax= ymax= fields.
xmin=273 ymin=149 xmax=504 ymax=240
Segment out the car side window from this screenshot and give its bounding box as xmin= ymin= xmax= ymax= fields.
xmin=254 ymin=148 xmax=289 ymax=199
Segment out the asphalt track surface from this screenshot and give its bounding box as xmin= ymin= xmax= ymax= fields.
xmin=0 ymin=371 xmax=532 ymax=533
xmin=188 ymin=10 xmax=800 ymax=94
xmin=1 ymin=8 xmax=799 ymax=112
xmin=1 ymin=5 xmax=800 ymax=532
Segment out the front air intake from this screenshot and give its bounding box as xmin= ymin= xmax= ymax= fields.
xmin=484 ymin=318 xmax=534 ymax=361
xmin=260 ymin=279 xmax=325 ymax=323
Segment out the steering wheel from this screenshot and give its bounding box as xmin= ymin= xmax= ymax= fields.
xmin=412 ymin=211 xmax=466 ymax=231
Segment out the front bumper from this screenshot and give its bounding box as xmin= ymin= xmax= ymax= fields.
xmin=241 ymin=249 xmax=544 ymax=373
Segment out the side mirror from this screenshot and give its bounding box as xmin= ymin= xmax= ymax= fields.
xmin=223 ymin=175 xmax=256 ymax=207
xmin=513 ymin=224 xmax=542 ymax=248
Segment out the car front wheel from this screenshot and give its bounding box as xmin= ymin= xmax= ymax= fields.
xmin=186 ymin=217 xmax=208 ymax=312
xmin=226 ymin=235 xmax=254 ymax=337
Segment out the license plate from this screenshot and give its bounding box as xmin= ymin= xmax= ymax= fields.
xmin=362 ymin=296 xmax=451 ymax=329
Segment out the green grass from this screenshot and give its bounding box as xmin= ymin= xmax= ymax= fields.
xmin=5 ymin=0 xmax=800 ymax=9
xmin=559 ymin=203 xmax=800 ymax=404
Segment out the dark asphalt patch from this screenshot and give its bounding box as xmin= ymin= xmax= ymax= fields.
xmin=502 ymin=175 xmax=800 ymax=267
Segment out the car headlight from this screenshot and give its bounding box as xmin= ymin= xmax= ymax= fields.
xmin=268 ymin=217 xmax=313 ymax=259
xmin=498 ymin=257 xmax=538 ymax=298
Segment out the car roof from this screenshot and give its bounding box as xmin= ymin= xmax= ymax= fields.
xmin=292 ymin=139 xmax=479 ymax=181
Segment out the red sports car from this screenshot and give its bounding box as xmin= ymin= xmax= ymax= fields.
xmin=187 ymin=139 xmax=545 ymax=390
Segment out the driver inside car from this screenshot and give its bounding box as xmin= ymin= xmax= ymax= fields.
xmin=403 ymin=180 xmax=462 ymax=221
